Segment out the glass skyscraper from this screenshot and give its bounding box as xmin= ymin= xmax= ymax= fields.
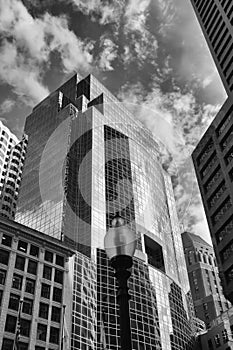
xmin=16 ymin=74 xmax=196 ymax=349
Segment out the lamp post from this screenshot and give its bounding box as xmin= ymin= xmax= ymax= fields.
xmin=104 ymin=217 xmax=136 ymax=350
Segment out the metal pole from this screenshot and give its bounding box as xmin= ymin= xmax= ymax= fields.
xmin=13 ymin=298 xmax=23 ymax=350
xmin=60 ymin=305 xmax=66 ymax=350
xmin=111 ymin=255 xmax=133 ymax=350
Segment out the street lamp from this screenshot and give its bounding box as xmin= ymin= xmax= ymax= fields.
xmin=104 ymin=217 xmax=136 ymax=350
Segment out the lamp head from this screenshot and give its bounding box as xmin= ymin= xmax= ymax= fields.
xmin=104 ymin=216 xmax=136 ymax=260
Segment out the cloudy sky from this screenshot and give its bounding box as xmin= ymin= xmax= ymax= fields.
xmin=0 ymin=0 xmax=228 ymax=243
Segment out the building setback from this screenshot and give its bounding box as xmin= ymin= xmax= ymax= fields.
xmin=182 ymin=232 xmax=231 ymax=329
xmin=15 ymin=73 xmax=197 ymax=349
xmin=190 ymin=0 xmax=233 ymax=96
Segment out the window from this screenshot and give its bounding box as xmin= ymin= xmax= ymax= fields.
xmin=30 ymin=245 xmax=39 ymax=257
xmin=8 ymin=294 xmax=20 ymax=311
xmin=43 ymin=265 xmax=52 ymax=280
xmin=17 ymin=343 xmax=28 ymax=350
xmin=39 ymin=303 xmax=49 ymax=319
xmin=49 ymin=327 xmax=59 ymax=344
xmin=12 ymin=274 xmax=23 ymax=290
xmin=22 ymin=298 xmax=33 ymax=315
xmin=27 ymin=260 xmax=37 ymax=275
xmin=53 ymin=287 xmax=62 ymax=303
xmin=208 ymin=339 xmax=213 ymax=350
xmin=15 ymin=256 xmax=25 ymax=271
xmin=0 ymin=290 xmax=2 ymax=306
xmin=45 ymin=251 xmax=53 ymax=263
xmin=17 ymin=240 xmax=28 ymax=253
xmin=41 ymin=283 xmax=50 ymax=299
xmin=55 ymin=255 xmax=64 ymax=267
xmin=1 ymin=234 xmax=12 ymax=247
xmin=5 ymin=315 xmax=17 ymax=333
xmin=25 ymin=278 xmax=35 ymax=294
xmin=37 ymin=323 xmax=47 ymax=341
xmin=51 ymin=306 xmax=61 ymax=323
xmin=2 ymin=338 xmax=14 ymax=350
xmin=222 ymin=329 xmax=229 ymax=343
xmin=20 ymin=319 xmax=31 ymax=337
xmin=0 ymin=248 xmax=9 ymax=265
xmin=0 ymin=269 xmax=6 ymax=284
xmin=214 ymin=334 xmax=221 ymax=347
xmin=35 ymin=347 xmax=45 ymax=350
xmin=54 ymin=269 xmax=63 ymax=284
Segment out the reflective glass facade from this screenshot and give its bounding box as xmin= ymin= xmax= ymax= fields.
xmin=16 ymin=74 xmax=196 ymax=349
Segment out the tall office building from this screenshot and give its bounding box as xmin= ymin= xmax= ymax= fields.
xmin=15 ymin=74 xmax=196 ymax=349
xmin=192 ymin=100 xmax=233 ymax=305
xmin=0 ymin=121 xmax=27 ymax=219
xmin=190 ymin=0 xmax=233 ymax=96
xmin=190 ymin=0 xmax=233 ymax=305
xmin=182 ymin=232 xmax=231 ymax=328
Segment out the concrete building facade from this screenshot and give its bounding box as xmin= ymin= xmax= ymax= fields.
xmin=0 ymin=217 xmax=75 ymax=350
xmin=190 ymin=0 xmax=233 ymax=96
xmin=182 ymin=232 xmax=231 ymax=328
xmin=192 ymin=98 xmax=233 ymax=304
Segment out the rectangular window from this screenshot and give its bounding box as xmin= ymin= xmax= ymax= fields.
xmin=208 ymin=339 xmax=213 ymax=350
xmin=0 ymin=290 xmax=3 ymax=307
xmin=51 ymin=306 xmax=61 ymax=323
xmin=15 ymin=255 xmax=25 ymax=271
xmin=55 ymin=255 xmax=64 ymax=267
xmin=22 ymin=298 xmax=33 ymax=315
xmin=1 ymin=234 xmax=12 ymax=247
xmin=39 ymin=303 xmax=49 ymax=319
xmin=17 ymin=343 xmax=28 ymax=350
xmin=43 ymin=265 xmax=52 ymax=280
xmin=45 ymin=251 xmax=53 ymax=263
xmin=25 ymin=278 xmax=35 ymax=294
xmin=20 ymin=319 xmax=31 ymax=337
xmin=53 ymin=287 xmax=62 ymax=303
xmin=17 ymin=240 xmax=28 ymax=253
xmin=0 ymin=249 xmax=9 ymax=265
xmin=5 ymin=315 xmax=17 ymax=333
xmin=27 ymin=260 xmax=37 ymax=275
xmin=0 ymin=269 xmax=6 ymax=285
xmin=54 ymin=269 xmax=63 ymax=284
xmin=49 ymin=327 xmax=60 ymax=344
xmin=37 ymin=323 xmax=47 ymax=341
xmin=214 ymin=334 xmax=221 ymax=347
xmin=2 ymin=338 xmax=14 ymax=350
xmin=30 ymin=245 xmax=39 ymax=257
xmin=12 ymin=274 xmax=23 ymax=290
xmin=41 ymin=283 xmax=50 ymax=299
xmin=8 ymin=294 xmax=20 ymax=311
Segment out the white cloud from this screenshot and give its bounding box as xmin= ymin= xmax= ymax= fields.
xmin=0 ymin=98 xmax=16 ymax=115
xmin=118 ymin=80 xmax=220 ymax=242
xmin=124 ymin=0 xmax=151 ymax=33
xmin=98 ymin=37 xmax=118 ymax=71
xmin=68 ymin=0 xmax=121 ymax=25
xmin=0 ymin=40 xmax=49 ymax=105
xmin=0 ymin=0 xmax=93 ymax=105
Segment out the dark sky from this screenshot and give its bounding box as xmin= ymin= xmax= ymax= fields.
xmin=0 ymin=0 xmax=227 ymax=243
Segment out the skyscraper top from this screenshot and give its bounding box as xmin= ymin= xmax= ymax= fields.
xmin=190 ymin=0 xmax=233 ymax=96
